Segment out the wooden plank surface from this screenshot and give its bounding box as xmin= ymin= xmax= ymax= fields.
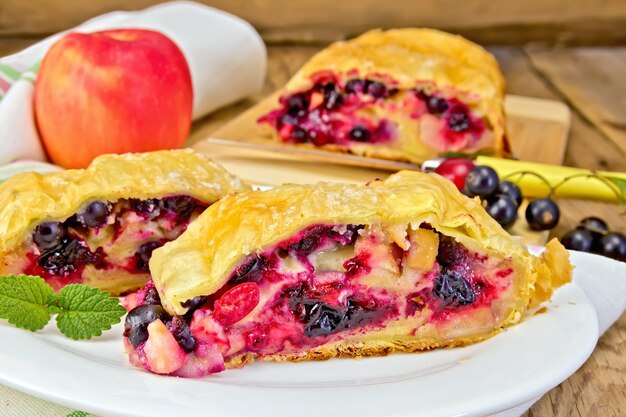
xmin=1 ymin=40 xmax=624 ymax=416
xmin=1 ymin=0 xmax=626 ymax=45
xmin=525 ymin=47 xmax=626 ymax=154
xmin=490 ymin=47 xmax=626 ymax=172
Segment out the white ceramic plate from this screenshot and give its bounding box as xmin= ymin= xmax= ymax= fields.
xmin=0 ymin=255 xmax=599 ymax=417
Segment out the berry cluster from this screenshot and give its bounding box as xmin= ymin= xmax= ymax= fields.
xmin=561 ymin=218 xmax=626 ymax=262
xmin=435 ymin=158 xmax=560 ymax=231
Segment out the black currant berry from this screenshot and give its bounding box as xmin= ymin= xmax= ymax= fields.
xmin=349 ymin=125 xmax=371 ymax=142
xmin=560 ymin=229 xmax=594 ymax=253
xmin=600 ymin=233 xmax=626 ymax=262
xmin=498 ymin=181 xmax=523 ymax=207
xmin=485 ymin=195 xmax=519 ymax=229
xmin=286 ymin=94 xmax=308 ymax=115
xmin=525 ymin=198 xmax=560 ymax=231
xmin=161 ymin=196 xmax=196 ymax=218
xmin=77 ymin=201 xmax=110 ymax=228
xmin=123 ymin=305 xmax=171 ymax=348
xmin=33 ymin=222 xmax=67 ymax=250
xmin=433 ymin=269 xmax=475 ymax=308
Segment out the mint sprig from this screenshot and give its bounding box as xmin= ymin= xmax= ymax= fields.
xmin=0 ymin=274 xmax=126 ymax=340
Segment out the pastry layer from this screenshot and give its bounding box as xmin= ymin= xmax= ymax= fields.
xmin=0 ymin=150 xmax=250 ymax=293
xmin=0 ymin=149 xmax=248 ymax=254
xmin=257 ymin=28 xmax=508 ymax=163
xmin=152 ymin=171 xmax=566 ymax=317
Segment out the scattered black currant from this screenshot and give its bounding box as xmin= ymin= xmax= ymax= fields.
xmin=485 ymin=195 xmax=518 ymax=229
xmin=525 ymin=198 xmax=560 ymax=231
xmin=560 ymin=229 xmax=594 ymax=252
xmin=498 ymin=181 xmax=523 ymax=207
xmin=578 ymin=217 xmax=609 ymax=235
xmin=559 ymin=217 xmax=624 ymax=263
xmin=575 ymin=216 xmax=608 ymax=253
xmin=577 ymin=216 xmax=609 ymax=250
xmin=600 ymin=232 xmax=626 ymax=262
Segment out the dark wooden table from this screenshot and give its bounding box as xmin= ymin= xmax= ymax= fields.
xmin=1 ymin=39 xmax=625 ymax=416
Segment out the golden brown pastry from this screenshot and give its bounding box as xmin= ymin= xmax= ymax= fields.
xmin=0 ymin=149 xmax=249 ymax=294
xmin=257 ymin=28 xmax=508 ymax=163
xmin=122 ymin=171 xmax=570 ymax=377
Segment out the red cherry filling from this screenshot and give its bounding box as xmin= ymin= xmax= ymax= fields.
xmin=258 ymin=71 xmax=487 ymax=153
xmin=124 ymin=223 xmax=517 ymax=376
xmin=343 ymin=252 xmax=372 ymax=278
xmin=213 ymin=283 xmax=261 ymax=326
xmin=259 ymin=73 xmax=398 ymax=147
xmin=14 ymin=196 xmax=209 ymax=292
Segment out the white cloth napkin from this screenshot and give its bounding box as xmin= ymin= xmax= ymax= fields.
xmin=0 ymin=0 xmax=267 ymax=165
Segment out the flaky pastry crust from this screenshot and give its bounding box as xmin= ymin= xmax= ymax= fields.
xmin=152 ymin=171 xmax=570 ymax=322
xmin=0 ymin=149 xmax=249 ymax=256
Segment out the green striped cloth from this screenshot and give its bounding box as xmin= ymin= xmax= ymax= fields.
xmin=0 ymin=385 xmax=94 ymax=417
xmin=0 ymin=62 xmax=38 ymax=102
xmin=0 ymin=160 xmax=61 ymax=183
xmin=0 ymin=64 xmax=22 ymax=101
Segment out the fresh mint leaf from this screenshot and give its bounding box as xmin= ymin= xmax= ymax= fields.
xmin=55 ymin=284 xmax=126 ymax=340
xmin=0 ymin=275 xmax=125 ymax=340
xmin=0 ymin=275 xmax=55 ymax=331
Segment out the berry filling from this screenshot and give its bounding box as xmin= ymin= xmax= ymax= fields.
xmin=1 ymin=196 xmax=209 ymax=293
xmin=124 ymin=223 xmax=518 ymax=377
xmin=258 ymin=71 xmax=488 ymax=153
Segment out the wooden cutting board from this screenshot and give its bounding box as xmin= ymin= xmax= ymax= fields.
xmin=191 ymin=93 xmax=571 ymax=244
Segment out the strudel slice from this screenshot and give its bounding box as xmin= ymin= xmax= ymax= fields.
xmin=258 ymin=28 xmax=509 ymax=163
xmin=123 ymin=171 xmax=570 ymax=376
xmin=0 ymin=150 xmax=249 ymax=294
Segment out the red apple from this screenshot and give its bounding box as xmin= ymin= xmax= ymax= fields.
xmin=34 ymin=29 xmax=193 ymax=168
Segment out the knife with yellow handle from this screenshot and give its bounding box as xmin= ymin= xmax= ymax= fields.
xmin=474 ymin=156 xmax=626 ymax=204
xmin=421 ymin=156 xmax=626 ymax=203
xmin=202 ymin=138 xmax=625 ymax=203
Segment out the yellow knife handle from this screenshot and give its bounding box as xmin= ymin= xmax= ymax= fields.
xmin=476 ymin=156 xmax=626 ymax=204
